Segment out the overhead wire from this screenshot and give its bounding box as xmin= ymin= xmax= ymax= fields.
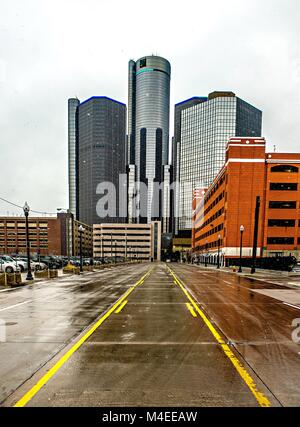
xmin=0 ymin=196 xmax=59 ymax=216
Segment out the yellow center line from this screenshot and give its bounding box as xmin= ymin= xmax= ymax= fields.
xmin=186 ymin=303 xmax=197 ymax=318
xmin=14 ymin=268 xmax=152 ymax=408
xmin=167 ymin=266 xmax=271 ymax=408
xmin=115 ymin=300 xmax=128 ymax=314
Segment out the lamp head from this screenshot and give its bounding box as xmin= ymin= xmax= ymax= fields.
xmin=23 ymin=202 xmax=30 ymax=214
xmin=240 ymin=225 xmax=245 ymax=233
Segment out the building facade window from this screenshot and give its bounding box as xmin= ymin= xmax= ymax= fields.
xmin=139 ymin=58 xmax=147 ymax=68
xmin=268 ymin=219 xmax=295 ymax=227
xmin=267 ymin=237 xmax=295 ymax=245
xmin=270 ymin=183 xmax=298 ymax=191
xmin=269 ymin=201 xmax=297 ymax=209
xmin=140 ymin=128 xmax=147 ymax=183
xmin=271 ymin=165 xmax=298 ymax=173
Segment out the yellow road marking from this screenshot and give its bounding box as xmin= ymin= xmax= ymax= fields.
xmin=14 ymin=268 xmax=151 ymax=408
xmin=167 ymin=267 xmax=271 ymax=408
xmin=115 ymin=300 xmax=128 ymax=314
xmin=186 ymin=303 xmax=197 ymax=318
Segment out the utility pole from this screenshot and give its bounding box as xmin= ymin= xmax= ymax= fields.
xmin=251 ymin=196 xmax=261 ymax=274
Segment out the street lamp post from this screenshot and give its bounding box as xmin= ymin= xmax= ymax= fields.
xmin=114 ymin=240 xmax=117 ymax=264
xmin=36 ymin=227 xmax=41 ymax=270
xmin=205 ymin=241 xmax=208 ymax=268
xmin=217 ymin=235 xmax=221 ymax=269
xmin=23 ymin=202 xmax=33 ymax=281
xmin=79 ymin=225 xmax=85 ymax=273
xmin=238 ymin=225 xmax=245 ymax=273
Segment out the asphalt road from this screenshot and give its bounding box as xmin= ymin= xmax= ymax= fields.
xmin=0 ymin=263 xmax=150 ymax=405
xmin=1 ymin=263 xmax=300 ymax=407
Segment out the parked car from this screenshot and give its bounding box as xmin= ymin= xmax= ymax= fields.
xmin=1 ymin=255 xmax=27 ymax=272
xmin=33 ymin=256 xmax=60 ymax=269
xmin=0 ymin=259 xmax=21 ymax=273
xmin=15 ymin=256 xmax=47 ymax=272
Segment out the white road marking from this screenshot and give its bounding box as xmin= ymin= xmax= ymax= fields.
xmin=283 ymin=302 xmax=300 ymax=311
xmin=0 ymin=300 xmax=31 ymax=312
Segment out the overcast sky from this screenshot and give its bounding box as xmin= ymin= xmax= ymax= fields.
xmin=0 ymin=0 xmax=299 ymax=216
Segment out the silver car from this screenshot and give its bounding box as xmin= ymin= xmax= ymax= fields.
xmin=1 ymin=256 xmax=25 ymax=272
xmin=0 ymin=259 xmax=21 ymax=274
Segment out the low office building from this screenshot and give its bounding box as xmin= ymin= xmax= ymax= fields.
xmin=192 ymin=137 xmax=300 ymax=265
xmin=72 ymin=217 xmax=93 ymax=257
xmin=0 ymin=213 xmax=93 ymax=257
xmin=93 ymin=222 xmax=161 ymax=261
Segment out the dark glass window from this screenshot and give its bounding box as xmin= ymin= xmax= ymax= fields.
xmin=271 ymin=165 xmax=298 ymax=173
xmin=268 ymin=219 xmax=295 ymax=227
xmin=140 ymin=128 xmax=147 ymax=184
xmin=152 ymin=128 xmax=163 ymax=221
xmin=155 ymin=128 xmax=163 ymax=182
xmin=270 ymin=183 xmax=298 ymax=191
xmin=235 ymin=98 xmax=262 ymax=137
xmin=269 ymin=201 xmax=296 ymax=209
xmin=267 ymin=237 xmax=294 ymax=245
xmin=140 ymin=58 xmax=147 ymax=68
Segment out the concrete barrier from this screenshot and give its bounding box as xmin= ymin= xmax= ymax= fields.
xmin=63 ymin=266 xmax=80 ymax=275
xmin=49 ymin=270 xmax=58 ymax=279
xmin=34 ymin=270 xmax=58 ymax=280
xmin=6 ymin=274 xmax=16 ymax=286
xmin=6 ymin=273 xmax=24 ymax=286
xmin=0 ymin=273 xmax=6 ymax=286
xmin=15 ymin=273 xmax=22 ymax=285
xmin=34 ymin=270 xmax=49 ymax=279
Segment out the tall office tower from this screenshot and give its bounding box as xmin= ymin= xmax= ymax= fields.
xmin=128 ymin=55 xmax=171 ymax=225
xmin=68 ymin=97 xmax=80 ymax=218
xmin=171 ymin=97 xmax=208 ymax=235
xmin=176 ymin=91 xmax=262 ymax=234
xmin=77 ymin=96 xmax=127 ymax=226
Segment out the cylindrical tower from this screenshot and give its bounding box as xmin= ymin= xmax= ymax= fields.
xmin=128 ymin=55 xmax=171 ymax=224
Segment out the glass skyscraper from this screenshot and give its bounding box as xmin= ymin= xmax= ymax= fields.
xmin=171 ymin=97 xmax=208 ymax=235
xmin=68 ymin=96 xmax=127 ymax=226
xmin=128 ymin=55 xmax=171 ymax=225
xmin=176 ymin=91 xmax=262 ymax=233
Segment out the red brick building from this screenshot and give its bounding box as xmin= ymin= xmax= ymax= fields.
xmin=0 ymin=213 xmax=93 ymax=257
xmin=192 ymin=137 xmax=300 ymax=265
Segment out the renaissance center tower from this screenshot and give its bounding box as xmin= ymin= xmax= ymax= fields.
xmin=128 ymin=55 xmax=171 ymax=226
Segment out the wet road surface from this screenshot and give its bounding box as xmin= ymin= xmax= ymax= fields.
xmin=0 ymin=264 xmax=300 ymax=406
xmin=171 ymin=264 xmax=300 ymax=407
xmin=1 ymin=263 xmax=300 ymax=407
xmin=0 ymin=264 xmax=150 ymax=405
